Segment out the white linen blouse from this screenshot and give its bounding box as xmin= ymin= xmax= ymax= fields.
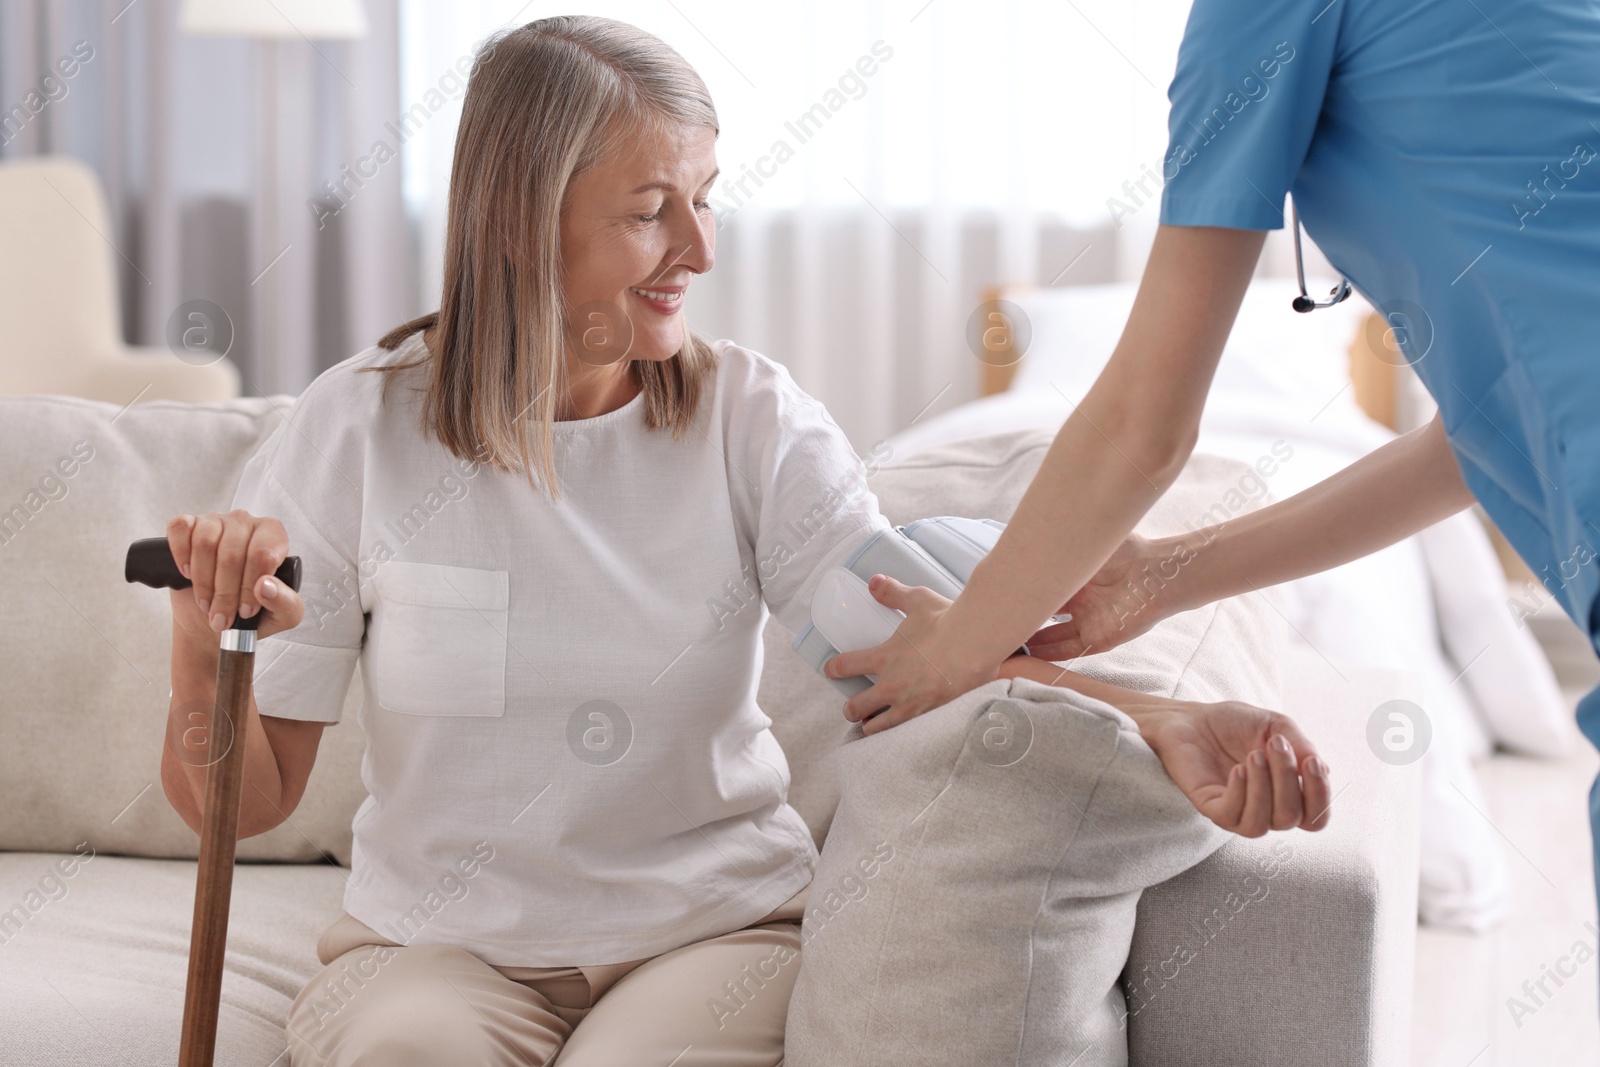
xmin=234 ymin=334 xmax=889 ymax=966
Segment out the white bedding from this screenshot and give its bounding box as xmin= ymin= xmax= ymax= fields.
xmin=885 ymin=279 xmax=1571 ymax=931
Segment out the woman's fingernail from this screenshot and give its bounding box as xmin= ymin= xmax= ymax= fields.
xmin=197 ymin=598 xmax=210 ymax=613
xmin=1250 ymin=749 xmax=1268 ymax=768
xmin=260 ymin=577 xmax=278 ymax=600
xmin=210 ymin=612 xmax=227 ymax=631
xmin=868 ymin=574 xmax=882 ymax=590
xmin=179 ymin=562 xmax=190 ymax=579
xmin=240 ymin=603 xmax=257 ymax=618
xmin=1315 ymin=758 xmax=1331 ymax=778
xmin=1272 ymin=734 xmax=1292 ymax=754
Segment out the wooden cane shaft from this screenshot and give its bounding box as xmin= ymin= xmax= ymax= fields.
xmin=177 ymin=646 xmax=254 ymax=1067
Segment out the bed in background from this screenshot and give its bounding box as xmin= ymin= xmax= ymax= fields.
xmin=885 ymin=278 xmax=1574 ymax=932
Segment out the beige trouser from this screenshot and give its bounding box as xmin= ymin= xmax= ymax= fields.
xmin=284 ymin=884 xmax=809 ymax=1067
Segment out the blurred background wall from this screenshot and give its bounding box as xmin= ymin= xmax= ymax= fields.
xmin=0 ymin=0 xmax=1334 ymax=447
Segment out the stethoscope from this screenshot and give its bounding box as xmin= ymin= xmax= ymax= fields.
xmin=1290 ymin=196 xmax=1352 ymax=313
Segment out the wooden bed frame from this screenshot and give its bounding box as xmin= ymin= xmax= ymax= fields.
xmin=975 ymin=287 xmax=1539 ymax=581
xmin=976 ymin=286 xmax=1401 ymax=431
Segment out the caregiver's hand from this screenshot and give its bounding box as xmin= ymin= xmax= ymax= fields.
xmin=1021 ymin=532 xmax=1181 ymax=661
xmin=826 ymin=577 xmax=1000 ymax=735
xmin=1123 ymin=697 xmax=1332 ymax=836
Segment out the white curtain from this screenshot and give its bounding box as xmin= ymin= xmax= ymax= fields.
xmin=0 ymin=0 xmax=416 ymax=397
xmin=2 ymin=0 xmax=1330 ymax=432
xmin=398 ymin=0 xmax=1202 ymax=449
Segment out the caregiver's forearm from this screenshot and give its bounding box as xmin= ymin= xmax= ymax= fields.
xmin=942 ymin=225 xmax=1267 ymax=675
xmin=1155 ymin=414 xmax=1475 ymax=613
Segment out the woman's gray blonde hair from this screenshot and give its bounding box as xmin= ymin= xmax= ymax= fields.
xmin=368 ymin=15 xmax=719 ymax=496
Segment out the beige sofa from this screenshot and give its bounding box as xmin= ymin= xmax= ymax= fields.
xmin=0 ymin=392 xmax=1419 ymax=1065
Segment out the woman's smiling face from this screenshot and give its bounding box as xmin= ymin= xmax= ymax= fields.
xmin=559 ymin=121 xmax=718 ymax=367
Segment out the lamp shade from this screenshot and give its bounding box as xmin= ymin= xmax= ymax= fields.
xmin=180 ymin=0 xmax=367 ymax=38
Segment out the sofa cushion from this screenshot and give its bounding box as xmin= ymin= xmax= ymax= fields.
xmin=0 ymin=394 xmax=368 ymax=864
xmin=0 ymin=850 xmax=343 ymax=1066
xmin=766 ymin=428 xmax=1285 ymax=1066
xmin=784 ymin=678 xmax=1228 ymax=1067
xmin=761 ymin=427 xmax=1283 ymax=849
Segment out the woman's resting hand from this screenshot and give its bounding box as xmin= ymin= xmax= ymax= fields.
xmin=994 ymin=653 xmax=1331 ymax=836
xmin=162 ymin=510 xmax=319 ymax=838
xmin=1115 ymin=695 xmax=1332 ymax=836
xmin=995 ymin=655 xmax=1332 ymax=836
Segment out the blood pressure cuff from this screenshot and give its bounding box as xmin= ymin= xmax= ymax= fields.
xmin=791 ymin=516 xmax=1007 ymax=699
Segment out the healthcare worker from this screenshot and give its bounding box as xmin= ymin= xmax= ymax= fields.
xmin=826 ymin=0 xmax=1600 ymax=858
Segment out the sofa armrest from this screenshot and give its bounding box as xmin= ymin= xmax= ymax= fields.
xmin=74 ymin=346 xmax=242 ymax=404
xmin=1125 ymin=650 xmax=1421 ymax=1067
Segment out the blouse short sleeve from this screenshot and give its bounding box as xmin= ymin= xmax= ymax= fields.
xmin=720 ymin=346 xmax=893 ymax=638
xmin=1158 ymin=0 xmax=1342 ymax=230
xmin=229 ymin=399 xmax=367 ymax=725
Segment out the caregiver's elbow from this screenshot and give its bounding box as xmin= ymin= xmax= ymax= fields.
xmin=1139 ymin=425 xmax=1199 ymax=485
xmin=1095 ymin=401 xmax=1199 ymax=486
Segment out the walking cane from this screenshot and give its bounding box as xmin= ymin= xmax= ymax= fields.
xmin=125 ymin=537 xmax=302 ymax=1067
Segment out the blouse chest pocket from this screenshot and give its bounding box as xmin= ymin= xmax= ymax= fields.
xmin=369 ymin=562 xmax=509 ymax=717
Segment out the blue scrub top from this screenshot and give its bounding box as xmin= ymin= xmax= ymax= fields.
xmin=1160 ymin=0 xmax=1600 ymax=644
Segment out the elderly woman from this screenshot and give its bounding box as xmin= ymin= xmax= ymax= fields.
xmin=159 ymin=16 xmax=1327 ymax=1066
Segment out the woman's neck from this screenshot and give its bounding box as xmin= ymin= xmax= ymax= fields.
xmin=421 ymin=326 xmax=641 ymax=422
xmin=560 ymin=359 xmax=640 ymax=421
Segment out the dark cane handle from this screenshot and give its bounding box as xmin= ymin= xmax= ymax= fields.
xmin=125 ymin=536 xmax=302 ymax=632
